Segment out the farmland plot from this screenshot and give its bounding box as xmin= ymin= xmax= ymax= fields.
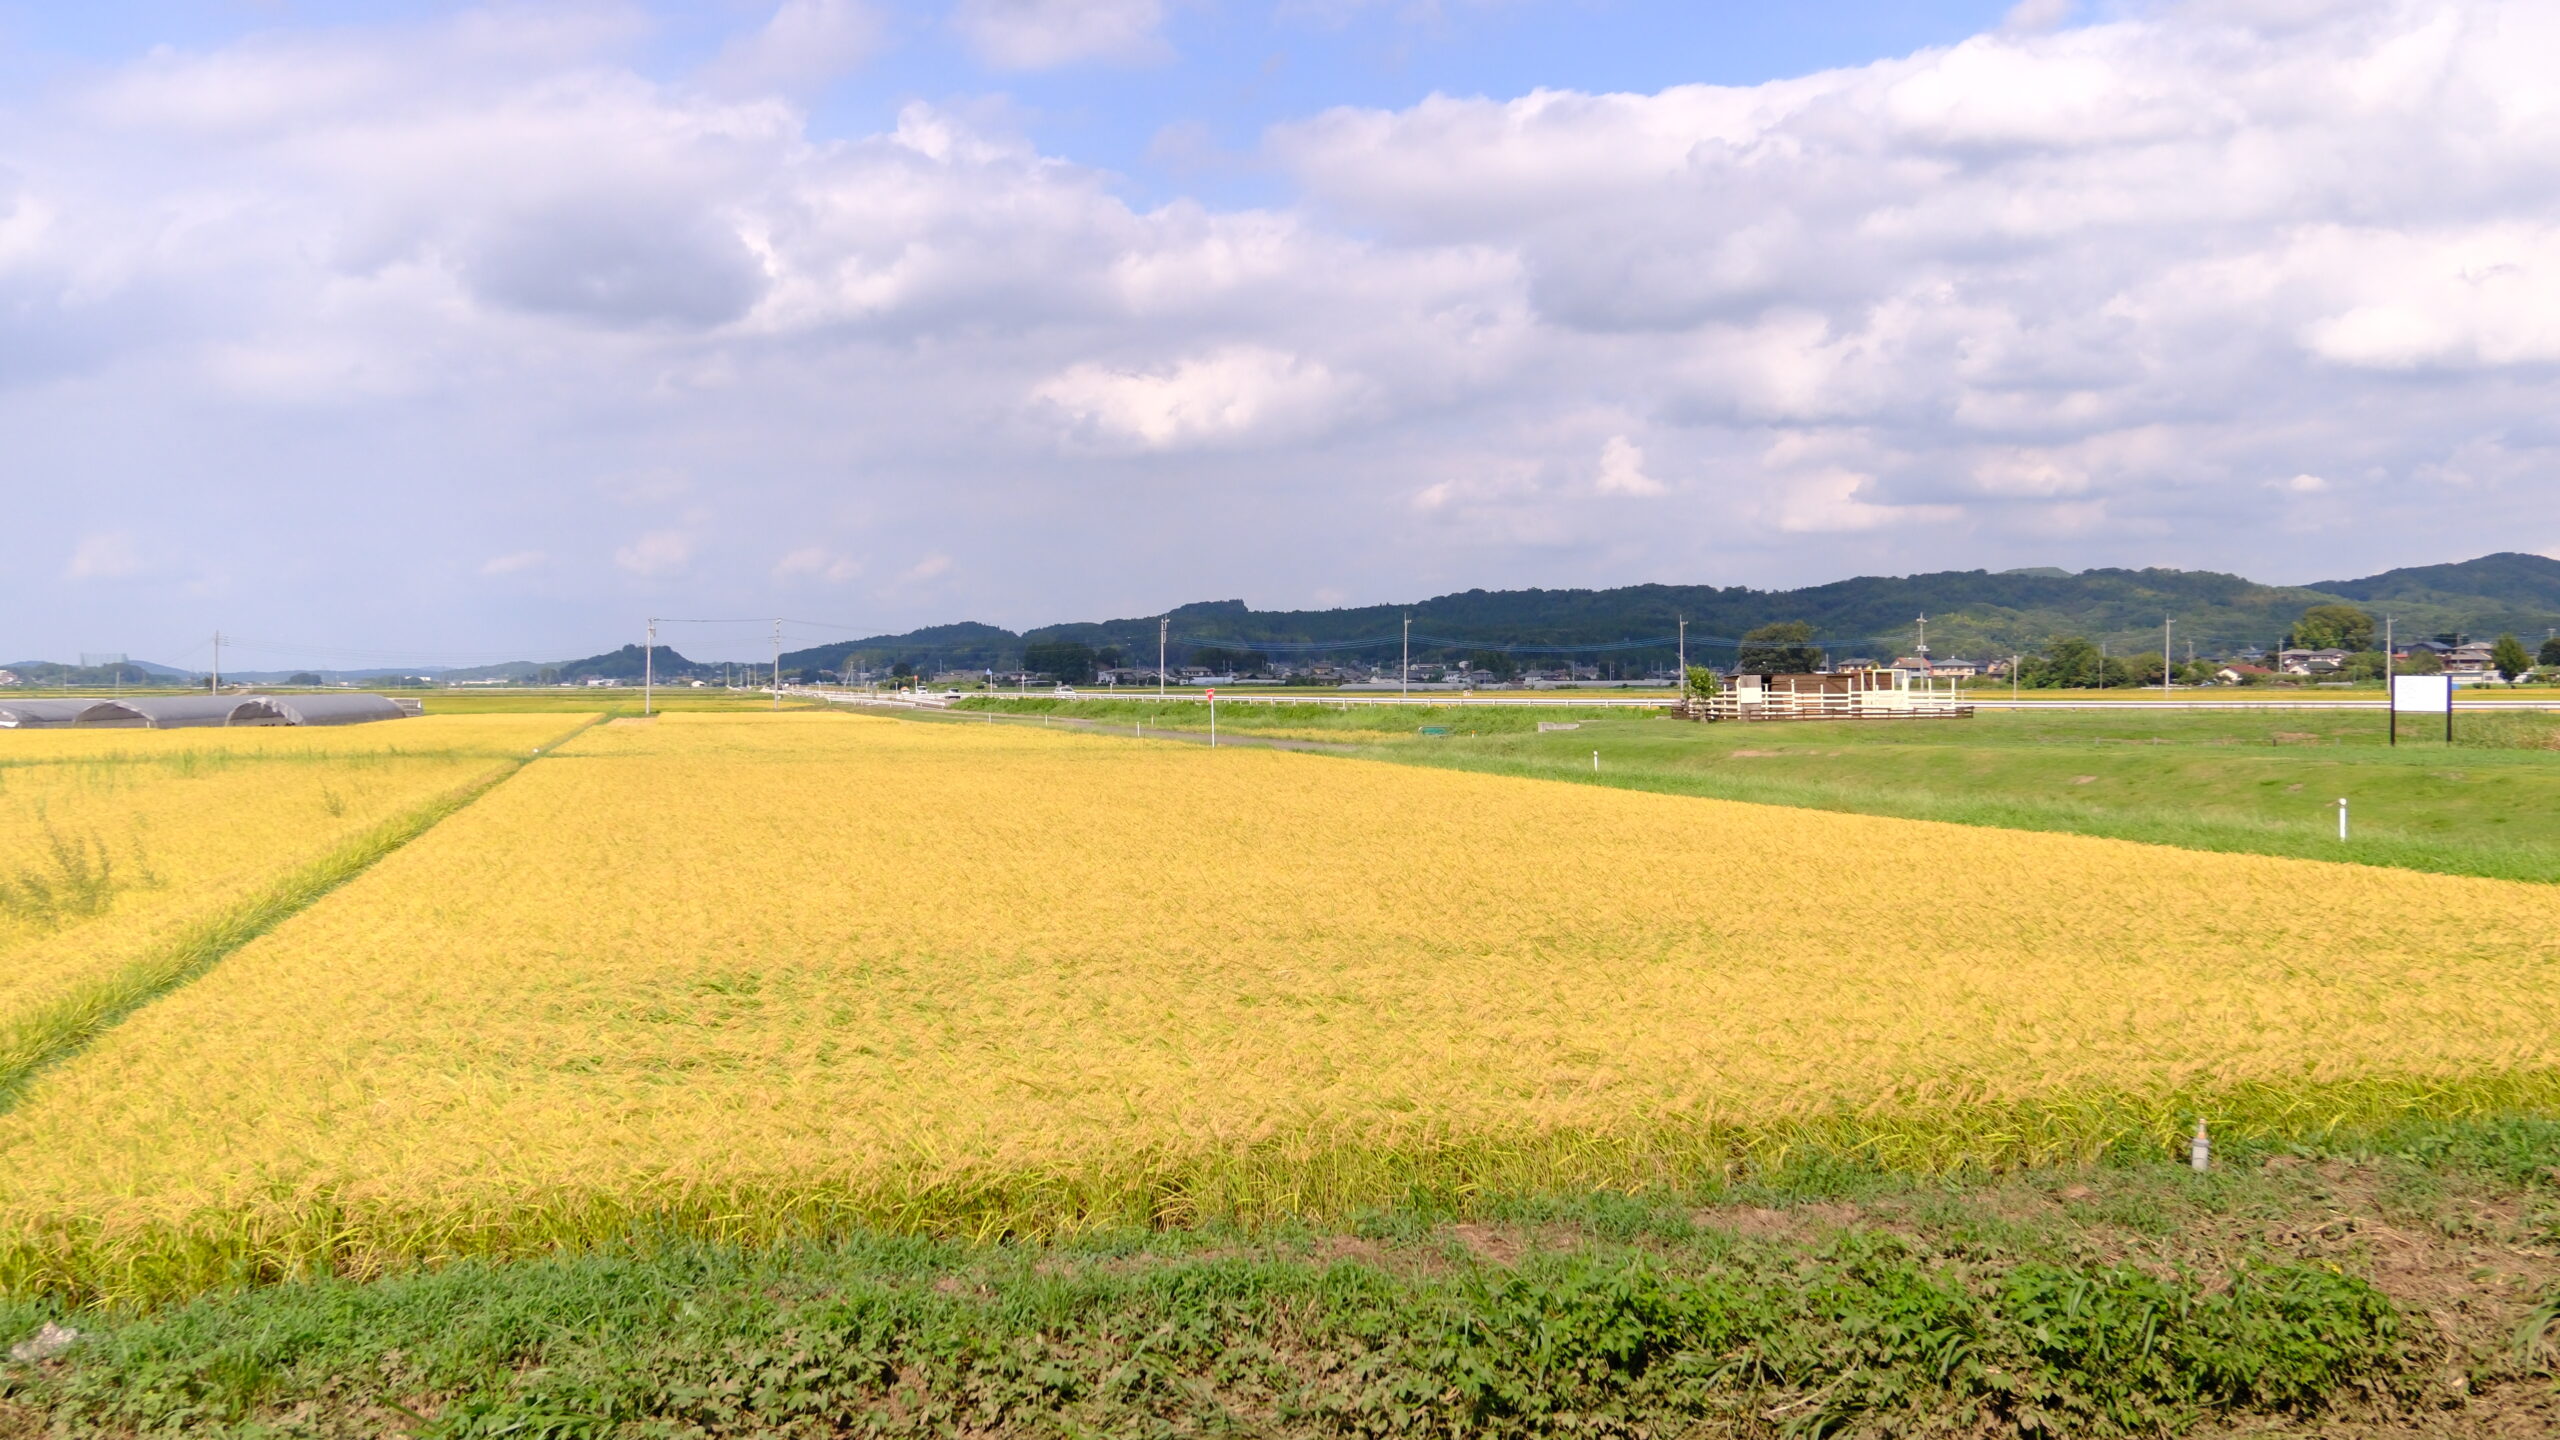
xmin=0 ymin=716 xmax=585 ymax=1054
xmin=3 ymin=710 xmax=2557 ymax=1302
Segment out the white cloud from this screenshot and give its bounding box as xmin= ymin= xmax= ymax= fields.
xmin=9 ymin=1 xmax=2560 ymax=659
xmin=1032 ymin=346 xmax=1367 ymax=452
xmin=703 ymin=0 xmax=884 ymax=95
xmin=952 ymin=0 xmax=1169 ymax=70
xmin=776 ymin=546 xmax=861 ymax=582
xmin=65 ymin=532 xmax=143 ymax=580
xmin=480 ymin=550 xmax=547 ymax=575
xmin=615 ymin=530 xmax=695 ymax=576
xmin=1593 ymin=435 xmax=1665 ymax=496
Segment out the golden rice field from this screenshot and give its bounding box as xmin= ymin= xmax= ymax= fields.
xmin=3 ymin=710 xmax=2558 ymax=1302
xmin=0 ymin=715 xmax=585 ymax=1053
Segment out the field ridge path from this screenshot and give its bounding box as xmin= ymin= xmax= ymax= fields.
xmin=0 ymin=713 xmax=604 ymax=1112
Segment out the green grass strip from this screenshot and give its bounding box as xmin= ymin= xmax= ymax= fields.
xmin=0 ymin=716 xmax=601 ymax=1112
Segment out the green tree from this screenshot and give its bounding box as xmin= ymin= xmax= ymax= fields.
xmin=2338 ymin=650 xmax=2387 ymax=682
xmin=2538 ymin=636 xmax=2560 ymax=668
xmin=1736 ymin=621 xmax=1822 ymax=674
xmin=1684 ymin=665 xmax=1721 ymax=699
xmin=2024 ymin=636 xmax=2100 ymax=688
xmin=1023 ymin=640 xmax=1097 ymax=684
xmin=2491 ymin=633 xmax=2532 ymax=682
xmin=2290 ymin=604 xmax=2376 ymax=652
xmin=2397 ymin=648 xmax=2443 ymax=676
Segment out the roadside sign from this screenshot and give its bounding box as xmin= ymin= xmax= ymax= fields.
xmin=1206 ymin=688 xmax=1215 ymax=700
xmin=2391 ymin=675 xmax=2450 ymax=712
xmin=2389 ymin=673 xmax=2452 ymax=745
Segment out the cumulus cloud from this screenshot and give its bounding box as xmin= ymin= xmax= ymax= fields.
xmin=481 ymin=550 xmax=548 ymax=575
xmin=702 ymin=0 xmax=884 ymax=95
xmin=1032 ymin=346 xmax=1368 ymax=451
xmin=776 ymin=546 xmax=862 ymax=582
xmin=7 ymin=1 xmax=2560 ymax=659
xmin=616 ymin=530 xmax=696 ymax=576
xmin=1594 ymin=436 xmax=1665 ymax=496
xmin=65 ymin=532 xmax=143 ymax=580
xmin=952 ymin=0 xmax=1169 ymax=70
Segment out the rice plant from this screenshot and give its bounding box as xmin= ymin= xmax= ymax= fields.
xmin=2 ymin=711 xmax=2557 ymax=1304
xmin=0 ymin=819 xmax=119 ymax=929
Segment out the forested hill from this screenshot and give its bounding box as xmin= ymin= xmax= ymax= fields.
xmin=778 ymin=553 xmax=2560 ymax=673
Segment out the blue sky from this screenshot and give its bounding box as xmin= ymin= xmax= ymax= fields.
xmin=2 ymin=2 xmax=2019 ymax=205
xmin=6 ymin=0 xmax=2558 ymax=668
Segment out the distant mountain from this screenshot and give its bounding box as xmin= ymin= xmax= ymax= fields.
xmin=565 ymin=644 xmax=715 ymax=681
xmin=776 ymin=554 xmax=2560 ymax=674
xmin=2314 ymin=548 xmax=2560 ymax=609
xmin=15 ymin=555 xmax=2552 ymax=685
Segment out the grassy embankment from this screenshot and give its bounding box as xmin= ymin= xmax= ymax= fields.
xmin=7 ymin=1117 xmax=2557 ymax=1436
xmin=963 ymin=698 xmax=2560 ymax=884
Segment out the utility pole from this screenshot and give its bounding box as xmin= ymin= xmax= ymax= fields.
xmin=2163 ymin=617 xmax=2173 ymax=694
xmin=771 ymin=619 xmax=781 ymax=710
xmin=1915 ymin=614 xmax=1928 ymax=661
xmin=1401 ymin=613 xmax=1410 ymax=701
xmin=2012 ymin=653 xmax=2020 ymax=701
xmin=1677 ymin=616 xmax=1687 ymax=696
xmin=644 ymin=618 xmax=656 ymax=716
xmin=1158 ymin=617 xmax=1167 ymax=696
xmin=2098 ymin=641 xmax=2106 ymax=691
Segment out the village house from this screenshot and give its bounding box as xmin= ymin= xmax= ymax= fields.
xmin=2405 ymin=638 xmax=2497 ymax=678
xmin=1888 ymin=655 xmax=1982 ymax=680
xmin=2276 ymin=647 xmax=2351 ymax=675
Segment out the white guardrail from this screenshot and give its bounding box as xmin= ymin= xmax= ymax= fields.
xmin=789 ymin=687 xmax=2560 ymax=713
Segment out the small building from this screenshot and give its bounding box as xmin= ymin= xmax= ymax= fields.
xmin=2277 ymin=647 xmax=2351 ymax=675
xmin=0 ymin=698 xmax=104 ymax=729
xmin=1683 ymin=669 xmax=1970 ymax=723
xmin=1 ymin=694 xmax=419 ymax=729
xmin=0 ymin=669 xmax=20 ymax=688
xmin=1888 ymin=654 xmax=1982 ymax=680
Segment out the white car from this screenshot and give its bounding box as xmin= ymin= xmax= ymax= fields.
xmin=1054 ymin=685 xmax=1077 ymax=697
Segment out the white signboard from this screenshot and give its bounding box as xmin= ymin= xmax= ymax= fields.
xmin=2391 ymin=675 xmax=2451 ymax=714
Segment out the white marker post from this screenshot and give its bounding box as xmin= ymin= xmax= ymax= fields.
xmin=2337 ymin=797 xmax=2349 ymax=842
xmin=1207 ymin=687 xmax=1216 ymax=748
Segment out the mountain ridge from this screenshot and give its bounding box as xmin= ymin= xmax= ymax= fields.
xmin=775 ymin=553 xmax=2560 ymax=676
xmin=15 ymin=555 xmax=2555 ymax=681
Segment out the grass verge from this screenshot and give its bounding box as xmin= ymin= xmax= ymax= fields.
xmin=0 ymin=716 xmax=601 ymax=1112
xmin=12 ymin=1116 xmax=2560 ymax=1437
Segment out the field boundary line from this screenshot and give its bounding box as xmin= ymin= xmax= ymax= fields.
xmin=0 ymin=714 xmax=604 ymax=1113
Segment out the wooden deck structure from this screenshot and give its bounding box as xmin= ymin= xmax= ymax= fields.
xmin=1673 ymin=669 xmax=1973 ymax=723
